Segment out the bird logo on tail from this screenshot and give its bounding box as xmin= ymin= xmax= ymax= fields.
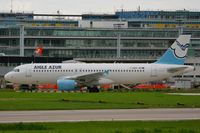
xmin=171 ymin=40 xmax=189 ymax=58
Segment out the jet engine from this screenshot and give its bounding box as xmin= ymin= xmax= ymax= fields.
xmin=57 ymin=79 xmax=77 ymax=91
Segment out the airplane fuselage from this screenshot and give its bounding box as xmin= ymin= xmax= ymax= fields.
xmin=5 ymin=63 xmax=193 ymax=85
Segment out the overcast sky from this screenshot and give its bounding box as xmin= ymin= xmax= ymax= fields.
xmin=0 ymin=0 xmax=199 ymax=14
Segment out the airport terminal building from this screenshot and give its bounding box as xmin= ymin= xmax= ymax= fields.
xmin=0 ymin=10 xmax=200 ymax=88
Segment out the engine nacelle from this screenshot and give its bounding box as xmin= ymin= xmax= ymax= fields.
xmin=57 ymin=79 xmax=77 ymax=91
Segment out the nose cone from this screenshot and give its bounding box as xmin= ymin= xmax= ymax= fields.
xmin=4 ymin=72 xmax=13 ymax=82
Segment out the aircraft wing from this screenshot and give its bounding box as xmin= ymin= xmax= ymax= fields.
xmin=59 ymin=72 xmax=105 ymax=85
xmin=167 ymin=67 xmax=188 ymax=73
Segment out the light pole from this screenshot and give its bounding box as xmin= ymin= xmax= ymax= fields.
xmin=19 ymin=24 xmax=24 ymax=56
xmin=114 ymin=23 xmax=124 ymax=58
xmin=117 ymin=32 xmax=121 ymax=58
xmin=176 ymin=19 xmax=184 ymax=35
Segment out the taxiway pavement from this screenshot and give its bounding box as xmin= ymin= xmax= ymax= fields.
xmin=0 ymin=108 xmax=200 ymax=123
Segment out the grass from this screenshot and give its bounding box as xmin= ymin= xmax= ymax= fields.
xmin=0 ymin=120 xmax=200 ymax=133
xmin=0 ymin=91 xmax=200 ymax=110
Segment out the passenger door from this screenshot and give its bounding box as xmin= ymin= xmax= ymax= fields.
xmin=151 ymin=65 xmax=157 ymax=77
xmin=26 ymin=65 xmax=32 ymax=77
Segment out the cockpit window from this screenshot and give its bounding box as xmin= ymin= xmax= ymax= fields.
xmin=13 ymin=69 xmax=20 ymax=72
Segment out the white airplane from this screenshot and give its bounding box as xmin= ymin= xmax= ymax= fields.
xmin=4 ymin=35 xmax=194 ymax=91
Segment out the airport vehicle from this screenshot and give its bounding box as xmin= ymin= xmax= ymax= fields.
xmin=4 ymin=35 xmax=194 ymax=91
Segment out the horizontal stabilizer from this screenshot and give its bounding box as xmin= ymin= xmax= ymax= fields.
xmin=167 ymin=67 xmax=188 ymax=73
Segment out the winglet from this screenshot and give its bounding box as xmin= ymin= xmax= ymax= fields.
xmin=155 ymin=35 xmax=191 ymax=65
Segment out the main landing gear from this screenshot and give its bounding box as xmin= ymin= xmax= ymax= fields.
xmin=87 ymin=86 xmax=99 ymax=92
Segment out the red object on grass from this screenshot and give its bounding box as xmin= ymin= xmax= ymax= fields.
xmin=134 ymin=83 xmax=169 ymax=89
